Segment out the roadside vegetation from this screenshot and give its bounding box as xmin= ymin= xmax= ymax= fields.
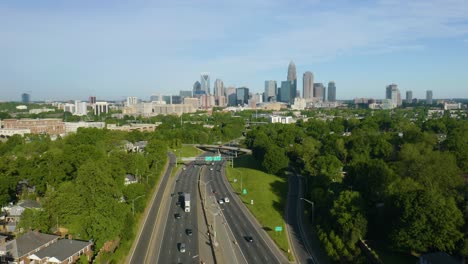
xmin=226 ymin=155 xmax=293 ymax=260
xmin=244 ymin=109 xmax=467 ymax=263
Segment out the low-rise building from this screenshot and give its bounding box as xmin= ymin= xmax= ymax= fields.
xmin=269 ymin=115 xmax=294 ymax=124
xmin=0 ymin=128 xmax=31 ymax=138
xmin=64 ymin=122 xmax=105 ymax=134
xmin=2 ymin=119 xmax=65 ymax=135
xmin=107 ymin=123 xmax=158 ymax=132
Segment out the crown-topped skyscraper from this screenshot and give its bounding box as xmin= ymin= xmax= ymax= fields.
xmin=287 ymin=61 xmax=297 ymax=81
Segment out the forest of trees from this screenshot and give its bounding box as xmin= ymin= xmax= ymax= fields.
xmin=0 ymin=111 xmax=244 ymax=262
xmin=245 ymin=109 xmax=467 ymax=262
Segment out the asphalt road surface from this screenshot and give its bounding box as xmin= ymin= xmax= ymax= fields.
xmin=157 ymin=163 xmax=200 ymax=264
xmin=206 ymin=161 xmax=284 ymax=264
xmin=129 ymin=153 xmax=175 ymax=264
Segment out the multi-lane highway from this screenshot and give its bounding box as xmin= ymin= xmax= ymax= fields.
xmin=129 ymin=153 xmax=175 ymax=263
xmin=206 ymin=160 xmax=286 ymax=264
xmin=157 ymin=163 xmax=200 ymax=264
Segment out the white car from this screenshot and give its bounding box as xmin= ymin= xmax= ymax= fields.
xmin=224 ymin=197 xmax=230 ymax=203
xmin=219 ymin=199 xmax=224 ymax=204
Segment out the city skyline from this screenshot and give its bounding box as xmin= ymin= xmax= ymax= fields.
xmin=1 ymin=0 xmax=468 ymax=101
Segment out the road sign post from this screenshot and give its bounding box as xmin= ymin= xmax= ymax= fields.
xmin=242 ymin=189 xmax=247 ymax=195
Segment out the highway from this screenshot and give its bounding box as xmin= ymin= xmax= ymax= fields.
xmin=206 ymin=160 xmax=286 ymax=264
xmin=286 ymin=172 xmax=318 ymax=264
xmin=129 ymin=153 xmax=175 ymax=264
xmin=157 ymin=163 xmax=200 ymax=264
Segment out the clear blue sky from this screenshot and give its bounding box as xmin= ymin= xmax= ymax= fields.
xmin=1 ymin=0 xmax=468 ymax=101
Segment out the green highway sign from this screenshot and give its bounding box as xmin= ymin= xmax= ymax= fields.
xmin=205 ymin=156 xmax=213 ymax=161
xmin=275 ymin=226 xmax=283 ymax=232
xmin=214 ymin=156 xmax=222 ymax=161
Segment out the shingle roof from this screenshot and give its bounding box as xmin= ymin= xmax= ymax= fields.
xmin=32 ymin=239 xmax=92 ymax=261
xmin=7 ymin=231 xmax=58 ymax=258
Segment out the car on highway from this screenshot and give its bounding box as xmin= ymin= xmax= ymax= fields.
xmin=179 ymin=243 xmax=186 ymax=253
xmin=245 ymin=236 xmax=253 ymax=243
xmin=175 ymin=213 xmax=181 ymax=219
xmin=210 ymin=168 xmax=213 ymax=171
xmin=213 ymin=190 xmax=218 ymax=194
xmin=186 ymin=229 xmax=193 ymax=236
xmin=219 ymin=199 xmax=224 ymax=204
xmin=224 ymin=197 xmax=230 ymax=203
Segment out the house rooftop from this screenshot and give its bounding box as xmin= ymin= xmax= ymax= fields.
xmin=6 ymin=231 xmax=58 ymax=258
xmin=18 ymin=200 xmax=41 ymax=209
xmin=31 ymin=239 xmax=92 ymax=262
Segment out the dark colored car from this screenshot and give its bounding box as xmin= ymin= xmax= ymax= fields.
xmin=186 ymin=229 xmax=193 ymax=236
xmin=175 ymin=213 xmax=181 ymax=219
xmin=245 ymin=236 xmax=253 ymax=243
xmin=178 ymin=191 xmax=184 ymax=196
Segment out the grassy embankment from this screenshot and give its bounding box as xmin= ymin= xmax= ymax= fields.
xmin=226 ymin=155 xmax=293 ymax=261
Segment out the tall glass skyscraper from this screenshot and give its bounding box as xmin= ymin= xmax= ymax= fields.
xmin=280 ymin=81 xmax=295 ymax=104
xmin=313 ymin=83 xmax=325 ymax=101
xmin=264 ymin=80 xmax=277 ymax=102
xmin=214 ymin=79 xmax=224 ymax=97
xmin=406 ymin=90 xmax=413 ymax=103
xmin=303 ymin=72 xmax=314 ymax=99
xmin=287 ymin=61 xmax=297 ymax=81
xmin=201 ymin=73 xmax=210 ymax=95
xmin=327 ymin=81 xmax=336 ymax=102
xmin=236 ymin=87 xmax=249 ymax=105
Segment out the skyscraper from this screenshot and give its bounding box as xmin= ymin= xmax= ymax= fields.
xmin=426 ymin=90 xmax=433 ymax=105
xmin=313 ymin=83 xmax=325 ymax=101
xmin=89 ymin=96 xmax=96 ymax=105
xmin=236 ymin=87 xmax=249 ymax=105
xmin=406 ymin=91 xmax=413 ymax=104
xmin=280 ymin=81 xmax=296 ymax=104
xmin=200 ymin=73 xmax=210 ymax=95
xmin=303 ymin=72 xmax=314 ymax=99
xmin=214 ymin=79 xmax=224 ymax=97
xmin=287 ymin=61 xmax=297 ymax=81
xmin=21 ymin=93 xmax=30 ymax=104
xmin=386 ymin=84 xmax=401 ymax=108
xmin=287 ymin=61 xmax=297 ymax=102
xmin=327 ymin=81 xmax=336 ymax=102
xmin=264 ymin=80 xmax=277 ymax=102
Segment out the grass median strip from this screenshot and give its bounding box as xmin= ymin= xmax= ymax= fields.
xmin=226 ymin=155 xmax=293 ymax=260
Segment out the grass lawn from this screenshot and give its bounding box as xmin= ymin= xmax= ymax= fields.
xmin=226 ymin=155 xmax=293 ymax=260
xmin=175 ymin=145 xmax=203 ymax=158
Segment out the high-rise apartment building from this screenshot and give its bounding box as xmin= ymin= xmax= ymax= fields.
xmin=200 ymin=73 xmax=210 ymax=95
xmin=426 ymin=90 xmax=433 ymax=105
xmin=74 ymin=100 xmax=87 ymax=116
xmin=406 ymin=91 xmax=413 ymax=104
xmin=313 ymin=83 xmax=325 ymax=101
xmin=264 ymin=80 xmax=277 ymax=102
xmin=327 ymin=81 xmax=336 ymax=102
xmin=21 ymin=93 xmax=30 ymax=104
xmin=303 ymin=72 xmax=314 ymax=99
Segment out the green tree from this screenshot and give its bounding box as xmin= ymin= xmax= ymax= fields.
xmin=262 ymin=145 xmax=288 ymax=174
xmin=390 ymin=189 xmax=464 ymax=253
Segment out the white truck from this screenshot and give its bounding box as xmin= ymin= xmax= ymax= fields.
xmin=184 ymin=193 xmax=191 ymax=212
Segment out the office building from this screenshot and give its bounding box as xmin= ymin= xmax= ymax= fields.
xmin=3 ymin=119 xmax=65 ymax=135
xmin=327 ymin=81 xmax=336 ymax=102
xmin=287 ymin=61 xmax=297 ymax=102
xmin=386 ymin=84 xmax=401 ymax=108
xmin=214 ymin=79 xmax=224 ymax=97
xmin=201 ymin=73 xmax=210 ymax=95
xmin=264 ymin=81 xmax=277 ymax=102
xmin=127 ymin=97 xmax=138 ymax=106
xmin=74 ymin=100 xmax=87 ymax=116
xmin=94 ymin=102 xmax=109 ymax=116
xmin=226 ymin=87 xmax=237 ymax=106
xmin=179 ymin=90 xmax=192 ymax=98
xmin=88 ymin=96 xmax=96 ymax=105
xmin=303 ymin=72 xmax=314 ymax=99
xmin=150 ymin=94 xmax=161 ymax=102
xmin=236 ymin=87 xmax=249 ymax=105
xmin=406 ymin=91 xmax=413 ymax=104
xmin=21 ymin=93 xmax=30 ymax=104
xmin=279 ymin=81 xmax=295 ymax=104
xmin=313 ymin=83 xmax=325 ymax=101
xmin=426 ymin=90 xmax=433 ymax=105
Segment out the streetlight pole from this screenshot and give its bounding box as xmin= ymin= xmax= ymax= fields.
xmin=132 ymin=195 xmax=145 ymax=216
xmin=300 ymin=198 xmax=314 ymax=223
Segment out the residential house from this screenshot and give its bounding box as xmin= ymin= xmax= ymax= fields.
xmin=0 ymin=231 xmax=59 ymax=263
xmin=125 ymin=174 xmax=138 ymax=185
xmin=29 ymin=239 xmax=93 ymax=264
